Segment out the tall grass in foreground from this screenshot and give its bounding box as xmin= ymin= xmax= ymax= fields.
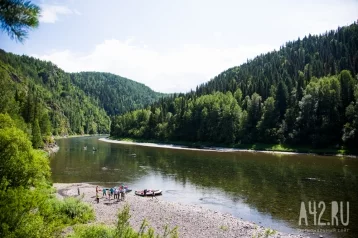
xmin=69 ymin=204 xmax=178 ymax=238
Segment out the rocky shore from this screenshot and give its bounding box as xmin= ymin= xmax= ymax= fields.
xmin=54 ymin=183 xmax=307 ymax=238
xmin=44 ymin=142 xmax=59 ymax=155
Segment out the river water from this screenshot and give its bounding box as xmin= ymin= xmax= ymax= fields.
xmin=50 ymin=136 xmax=358 ymax=237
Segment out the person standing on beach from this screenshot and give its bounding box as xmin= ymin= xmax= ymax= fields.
xmin=122 ymin=186 xmax=126 ymax=201
xmin=114 ymin=187 xmax=118 ymax=200
xmin=96 ymin=192 xmax=99 ymax=204
xmin=109 ymin=187 xmax=114 ymax=200
xmin=102 ymin=188 xmax=107 ymax=197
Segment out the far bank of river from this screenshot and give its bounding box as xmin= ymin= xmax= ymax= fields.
xmin=100 ymin=137 xmax=357 ymax=157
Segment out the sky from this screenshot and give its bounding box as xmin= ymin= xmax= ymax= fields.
xmin=1 ymin=0 xmax=357 ymax=93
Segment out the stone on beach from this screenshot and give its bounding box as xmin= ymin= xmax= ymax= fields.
xmin=54 ymin=183 xmax=306 ymax=238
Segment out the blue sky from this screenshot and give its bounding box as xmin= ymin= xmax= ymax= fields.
xmin=1 ymin=0 xmax=357 ymax=93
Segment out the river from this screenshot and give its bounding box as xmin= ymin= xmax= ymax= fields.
xmin=50 ymin=136 xmax=357 ymax=237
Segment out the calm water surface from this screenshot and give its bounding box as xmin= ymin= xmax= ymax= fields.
xmin=50 ymin=136 xmax=358 ymax=237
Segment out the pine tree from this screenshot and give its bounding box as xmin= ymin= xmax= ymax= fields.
xmin=32 ymin=119 xmax=42 ymax=148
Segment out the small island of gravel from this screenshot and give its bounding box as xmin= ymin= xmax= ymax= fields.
xmin=54 ymin=183 xmax=307 ymax=238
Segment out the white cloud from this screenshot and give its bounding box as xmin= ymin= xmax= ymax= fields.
xmin=34 ymin=40 xmax=276 ymax=93
xmin=39 ymin=4 xmax=76 ymax=23
xmin=73 ymin=9 xmax=82 ymax=16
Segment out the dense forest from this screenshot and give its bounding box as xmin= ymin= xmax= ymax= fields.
xmin=70 ymin=72 xmax=164 ymax=115
xmin=0 ymin=50 xmax=163 ymax=147
xmin=111 ymin=22 xmax=358 ymax=149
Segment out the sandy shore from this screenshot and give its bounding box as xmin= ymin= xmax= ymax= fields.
xmin=54 ymin=183 xmax=307 ymax=238
xmin=100 ymin=138 xmax=358 ymax=158
xmin=99 ymin=138 xmax=304 ymax=155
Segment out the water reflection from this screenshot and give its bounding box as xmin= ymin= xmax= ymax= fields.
xmin=51 ymin=136 xmax=358 ymax=237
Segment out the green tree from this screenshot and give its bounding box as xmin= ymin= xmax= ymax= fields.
xmin=0 ymin=114 xmax=49 ymax=188
xmin=257 ymin=97 xmax=279 ymax=143
xmin=339 ymin=70 xmax=356 ymax=111
xmin=32 ymin=118 xmax=43 ymax=148
xmin=276 ymin=81 xmax=288 ymax=120
xmin=0 ymin=0 xmax=40 ymax=42
xmin=342 ymin=85 xmax=358 ymax=146
xmin=40 ymin=112 xmax=51 ymax=136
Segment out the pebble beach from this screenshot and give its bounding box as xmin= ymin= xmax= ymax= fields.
xmin=54 ymin=183 xmax=308 ymax=238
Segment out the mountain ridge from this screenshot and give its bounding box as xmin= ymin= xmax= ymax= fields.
xmin=0 ymin=49 xmax=164 ymax=142
xmin=111 ymin=22 xmax=358 ymax=149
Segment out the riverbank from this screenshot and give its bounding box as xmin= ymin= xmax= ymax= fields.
xmin=54 ymin=183 xmax=306 ymax=238
xmin=43 ymin=142 xmax=59 ymax=155
xmin=54 ymin=134 xmax=109 ymax=139
xmin=99 ymin=137 xmax=357 ymax=157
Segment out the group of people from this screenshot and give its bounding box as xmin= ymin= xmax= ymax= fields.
xmin=95 ymin=185 xmax=127 ymax=203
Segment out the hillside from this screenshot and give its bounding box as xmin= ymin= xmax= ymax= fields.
xmin=70 ymin=72 xmax=164 ymax=115
xmin=0 ymin=49 xmax=163 ymax=146
xmin=111 ymin=22 xmax=358 ymax=150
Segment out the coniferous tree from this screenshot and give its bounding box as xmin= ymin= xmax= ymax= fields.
xmin=0 ymin=0 xmax=40 ymax=42
xmin=31 ymin=119 xmax=42 ymax=148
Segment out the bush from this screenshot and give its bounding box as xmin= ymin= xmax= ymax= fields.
xmin=58 ymin=197 xmax=95 ymax=224
xmin=69 ymin=204 xmax=178 ymax=238
xmin=70 ymin=224 xmax=115 ymax=238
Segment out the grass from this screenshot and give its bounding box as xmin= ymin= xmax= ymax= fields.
xmin=68 ymin=204 xmax=178 ymax=238
xmin=48 ymin=196 xmax=95 ymax=225
xmin=109 ymin=137 xmax=357 ymax=156
xmin=252 ymin=227 xmax=276 ymax=238
xmin=219 ymin=225 xmax=229 ymax=231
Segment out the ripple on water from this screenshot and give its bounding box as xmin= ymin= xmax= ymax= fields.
xmin=199 ymin=197 xmax=234 ymax=208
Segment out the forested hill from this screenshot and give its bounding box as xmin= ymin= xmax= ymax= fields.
xmin=111 ymin=22 xmax=358 ymax=149
xmin=70 ymin=72 xmax=164 ymax=115
xmin=0 ymin=49 xmax=110 ymax=139
xmin=0 ymin=49 xmax=163 ymax=146
xmin=196 ymin=23 xmax=358 ymax=98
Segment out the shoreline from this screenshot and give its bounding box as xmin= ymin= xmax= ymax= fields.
xmin=99 ymin=138 xmax=357 ymax=157
xmin=43 ymin=143 xmax=60 ymax=155
xmin=53 ymin=183 xmax=306 ymax=238
xmin=54 ymin=134 xmax=109 ymax=139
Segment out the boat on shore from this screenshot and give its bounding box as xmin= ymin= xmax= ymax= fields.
xmin=135 ymin=189 xmax=162 ymax=196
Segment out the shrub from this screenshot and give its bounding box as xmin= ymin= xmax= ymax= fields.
xmin=59 ymin=197 xmax=95 ymax=224
xmin=69 ymin=204 xmax=178 ymax=238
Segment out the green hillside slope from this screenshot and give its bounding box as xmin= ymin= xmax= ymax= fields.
xmin=111 ymin=22 xmax=358 ymax=150
xmin=70 ymin=72 xmax=164 ymax=115
xmin=0 ymin=50 xmax=163 ymax=146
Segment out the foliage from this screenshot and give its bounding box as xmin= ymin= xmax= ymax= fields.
xmin=70 ymin=204 xmax=178 ymax=238
xmin=0 ymin=50 xmax=110 ymax=136
xmin=70 ymin=224 xmax=115 ymax=238
xmin=55 ymin=197 xmax=95 ymax=225
xmin=0 ymin=49 xmax=166 ymax=136
xmin=31 ymin=118 xmax=43 ymax=148
xmin=252 ymin=227 xmax=276 ymax=238
xmin=111 ymin=23 xmax=358 ymax=149
xmin=0 ymin=114 xmax=50 ymax=188
xmin=0 ymin=0 xmax=40 ymax=42
xmin=0 ymin=114 xmax=95 ymax=237
xmin=71 ymin=72 xmax=164 ymax=115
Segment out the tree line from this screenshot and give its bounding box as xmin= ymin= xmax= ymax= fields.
xmin=70 ymin=72 xmax=164 ymax=116
xmin=0 ymin=49 xmax=163 ymax=148
xmin=111 ymin=23 xmax=358 ymax=149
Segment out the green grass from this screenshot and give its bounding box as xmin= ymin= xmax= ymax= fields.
xmin=48 ymin=196 xmax=95 ymax=225
xmin=68 ymin=204 xmax=178 ymax=238
xmin=109 ymin=137 xmax=357 ymax=156
xmin=219 ymin=225 xmax=229 ymax=231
